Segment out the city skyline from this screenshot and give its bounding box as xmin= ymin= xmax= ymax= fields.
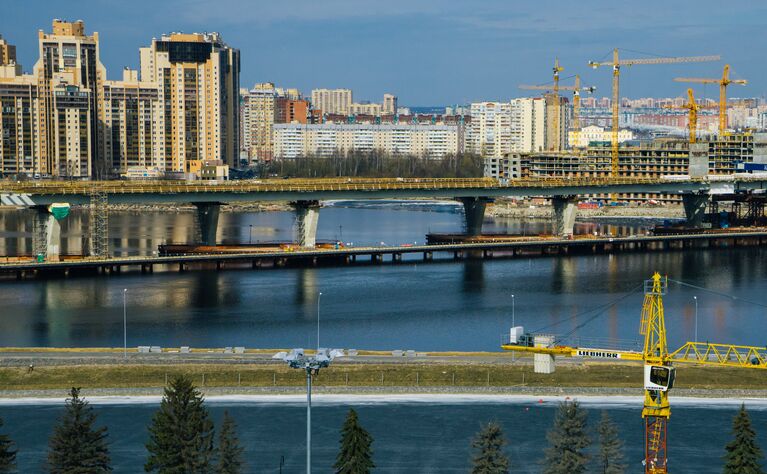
xmin=2 ymin=0 xmax=765 ymax=105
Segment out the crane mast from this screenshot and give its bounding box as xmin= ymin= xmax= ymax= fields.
xmin=663 ymin=89 xmax=705 ymax=144
xmin=640 ymin=273 xmax=672 ymax=474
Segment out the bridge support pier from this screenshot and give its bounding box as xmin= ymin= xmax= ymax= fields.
xmin=552 ymin=196 xmax=578 ymax=237
xmin=682 ymin=194 xmax=709 ymax=228
xmin=193 ymin=203 xmax=221 ymax=246
xmin=293 ymin=200 xmax=320 ymax=248
xmin=33 ymin=204 xmax=70 ymax=262
xmin=458 ymin=197 xmax=491 ymax=236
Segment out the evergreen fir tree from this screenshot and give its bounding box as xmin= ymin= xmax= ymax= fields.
xmin=333 ymin=408 xmax=374 ymax=474
xmin=145 ymin=375 xmax=215 ymax=473
xmin=470 ymin=421 xmax=510 ymax=474
xmin=216 ymin=411 xmax=244 ymax=474
xmin=47 ymin=387 xmax=111 ymax=473
xmin=596 ymin=411 xmax=625 ymax=474
xmin=723 ymin=404 xmax=765 ymax=474
xmin=0 ymin=417 xmax=16 ymax=473
xmin=542 ymin=400 xmax=590 ymax=474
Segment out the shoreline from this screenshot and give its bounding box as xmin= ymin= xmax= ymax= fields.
xmin=0 ymin=388 xmax=765 ymax=403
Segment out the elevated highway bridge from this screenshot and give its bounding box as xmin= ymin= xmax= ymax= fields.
xmin=1 ymin=176 xmax=766 ymax=260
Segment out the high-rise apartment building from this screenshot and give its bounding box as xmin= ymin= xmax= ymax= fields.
xmin=139 ymin=32 xmax=240 ymax=171
xmin=241 ymin=82 xmax=276 ymax=161
xmin=311 ymin=88 xmax=352 ymax=115
xmin=509 ymin=97 xmax=546 ymax=153
xmin=467 ymin=102 xmax=512 ymax=157
xmin=0 ymin=35 xmax=16 ymax=66
xmin=383 ymin=94 xmax=397 ymax=115
xmin=33 ymin=19 xmax=107 ymax=177
xmin=0 ymin=20 xmax=240 ymax=178
xmin=102 ymin=68 xmax=162 ymax=173
xmin=275 ymin=97 xmax=308 ymax=124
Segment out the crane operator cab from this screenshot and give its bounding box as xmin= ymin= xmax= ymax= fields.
xmin=644 ymin=365 xmax=676 ymax=392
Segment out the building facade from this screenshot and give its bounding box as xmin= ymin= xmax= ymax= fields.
xmin=311 ymin=88 xmax=352 ymax=115
xmin=139 ymin=32 xmax=240 ymax=171
xmin=273 ymin=123 xmax=460 ymax=159
xmin=0 ymin=35 xmax=16 ymax=66
xmin=0 ymin=20 xmax=240 ymax=178
xmin=568 ymin=125 xmax=634 ymax=148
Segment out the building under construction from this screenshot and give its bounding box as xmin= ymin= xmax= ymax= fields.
xmin=484 ymin=133 xmax=767 ymax=202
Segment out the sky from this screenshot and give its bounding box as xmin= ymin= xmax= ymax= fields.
xmin=2 ymin=1 xmax=765 ymax=106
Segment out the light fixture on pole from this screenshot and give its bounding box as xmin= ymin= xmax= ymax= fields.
xmin=693 ymin=296 xmax=698 ymax=342
xmin=273 ymin=347 xmax=344 ymax=474
xmin=123 ymin=288 xmax=128 ymax=359
xmin=249 ymin=224 xmax=253 ymax=245
xmin=317 ymin=292 xmax=322 ymax=349
xmin=511 ymin=294 xmax=516 ymax=362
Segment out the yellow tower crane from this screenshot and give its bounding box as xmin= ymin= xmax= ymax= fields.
xmin=674 ymin=64 xmax=747 ymax=136
xmin=519 ymin=58 xmax=564 ymax=151
xmin=661 ymin=88 xmax=711 ymax=144
xmin=588 ymin=50 xmax=720 ymax=176
xmin=520 ymin=74 xmax=596 ymax=149
xmin=502 ymin=272 xmax=767 ymax=474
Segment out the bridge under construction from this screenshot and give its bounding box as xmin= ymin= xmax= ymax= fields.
xmin=3 ymin=175 xmax=767 ymax=263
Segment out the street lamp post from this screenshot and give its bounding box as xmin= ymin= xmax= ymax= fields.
xmin=511 ymin=294 xmax=515 ymax=328
xmin=694 ymin=296 xmax=698 ymax=342
xmin=317 ymin=292 xmax=322 ymax=349
xmin=123 ymin=288 xmax=128 ymax=358
xmin=249 ymin=225 xmax=253 ymax=245
xmin=274 ymin=347 xmax=343 ymax=474
xmin=511 ymin=294 xmax=516 ymax=362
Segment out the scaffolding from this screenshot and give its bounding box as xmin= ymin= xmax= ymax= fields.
xmin=89 ymin=190 xmax=109 ymax=257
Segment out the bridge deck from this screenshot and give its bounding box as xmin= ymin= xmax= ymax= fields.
xmin=2 ymin=230 xmax=765 ymax=276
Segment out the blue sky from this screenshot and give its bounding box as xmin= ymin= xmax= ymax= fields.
xmin=2 ymin=1 xmax=764 ymax=105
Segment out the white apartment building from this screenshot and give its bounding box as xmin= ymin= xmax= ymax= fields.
xmin=467 ymin=102 xmax=512 ymax=157
xmin=568 ymin=125 xmax=634 ymax=148
xmin=273 ymin=124 xmax=460 ymax=159
xmin=510 ymin=97 xmax=546 ymax=153
xmin=311 ymin=88 xmax=352 ymax=115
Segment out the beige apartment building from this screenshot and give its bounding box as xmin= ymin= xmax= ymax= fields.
xmin=139 ymin=32 xmax=240 ymax=171
xmin=0 ymin=20 xmax=240 ymax=178
xmin=311 ymin=88 xmax=352 ymax=115
xmin=0 ymin=35 xmax=16 ymax=66
xmin=568 ymin=125 xmax=634 ymax=148
xmin=241 ymin=82 xmax=277 ymax=161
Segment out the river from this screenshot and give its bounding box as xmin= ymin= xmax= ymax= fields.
xmin=0 ymin=396 xmax=764 ymax=473
xmin=0 ymin=203 xmax=764 ymax=350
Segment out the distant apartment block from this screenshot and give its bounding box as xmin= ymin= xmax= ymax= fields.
xmin=568 ymin=125 xmax=634 ymax=148
xmin=240 ymin=83 xmax=308 ymax=161
xmin=311 ymin=88 xmax=352 ymax=115
xmin=273 ymin=122 xmax=461 ymax=159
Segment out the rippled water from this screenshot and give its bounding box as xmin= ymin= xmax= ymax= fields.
xmin=0 ymin=397 xmax=764 ymax=473
xmin=0 ymin=204 xmax=763 ymax=351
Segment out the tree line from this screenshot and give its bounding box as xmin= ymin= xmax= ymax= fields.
xmin=0 ymin=383 xmax=762 ymax=473
xmin=245 ymin=151 xmax=485 ymax=179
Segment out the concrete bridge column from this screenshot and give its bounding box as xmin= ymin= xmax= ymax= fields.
xmin=33 ymin=204 xmax=70 ymax=262
xmin=458 ymin=197 xmax=491 ymax=236
xmin=193 ymin=202 xmax=221 ymax=246
xmin=293 ymin=200 xmax=320 ymax=248
xmin=682 ymin=194 xmax=709 ymax=228
xmin=552 ymin=196 xmax=578 ymax=237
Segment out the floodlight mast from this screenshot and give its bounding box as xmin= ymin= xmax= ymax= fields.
xmin=279 ymin=348 xmax=340 ymax=474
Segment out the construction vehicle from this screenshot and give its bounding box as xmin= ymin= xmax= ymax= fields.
xmin=502 ymin=272 xmax=767 ymax=474
xmin=588 ymin=49 xmax=720 ymax=177
xmin=674 ymin=64 xmax=747 ymax=136
xmin=520 ymin=65 xmax=595 ymax=149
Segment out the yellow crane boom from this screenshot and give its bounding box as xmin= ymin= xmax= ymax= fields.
xmin=501 ymin=272 xmax=766 ymax=474
xmin=588 ymin=49 xmax=720 ymax=178
xmin=674 ymin=64 xmax=747 ymax=136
